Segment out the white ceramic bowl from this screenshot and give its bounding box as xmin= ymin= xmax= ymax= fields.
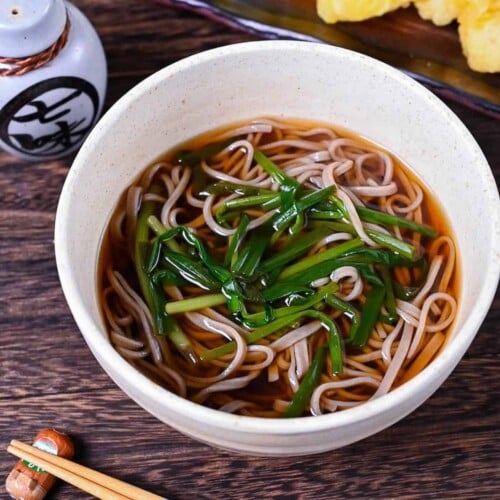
xmin=54 ymin=41 xmax=500 ymax=456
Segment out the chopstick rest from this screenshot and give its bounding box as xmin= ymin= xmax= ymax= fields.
xmin=7 ymin=439 xmax=165 ymax=500
xmin=5 ymin=429 xmax=74 ymax=500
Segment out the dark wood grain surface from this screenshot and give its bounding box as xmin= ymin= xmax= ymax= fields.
xmin=0 ymin=2 xmax=498 ymax=499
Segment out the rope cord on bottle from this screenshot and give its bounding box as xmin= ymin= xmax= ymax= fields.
xmin=0 ymin=14 xmax=71 ymax=77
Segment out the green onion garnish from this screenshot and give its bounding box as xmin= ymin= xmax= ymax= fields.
xmin=284 ymin=344 xmax=329 ymax=418
xmin=132 ymin=150 xmax=438 ymax=386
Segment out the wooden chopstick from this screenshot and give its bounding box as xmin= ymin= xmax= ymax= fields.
xmin=7 ymin=440 xmax=165 ymax=500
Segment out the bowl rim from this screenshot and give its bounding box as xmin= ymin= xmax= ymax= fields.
xmin=55 ymin=40 xmax=500 ymax=436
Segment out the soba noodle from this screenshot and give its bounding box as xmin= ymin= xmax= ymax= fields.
xmin=99 ymin=118 xmax=458 ymax=418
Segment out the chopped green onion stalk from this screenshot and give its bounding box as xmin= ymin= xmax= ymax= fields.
xmin=254 ymin=150 xmax=300 ymax=210
xmin=218 ymin=193 xmax=280 ymax=214
xmin=348 ymin=285 xmax=386 ymax=347
xmin=206 ymin=182 xmax=275 ymax=197
xmin=284 ymin=344 xmax=328 ymax=418
xmin=279 ymin=238 xmax=363 ymax=280
xmin=356 ymin=206 xmax=439 ymax=239
xmin=176 ymin=138 xmax=234 ymax=166
xmin=166 ymin=293 xmax=227 ymax=314
xmin=260 ymin=226 xmax=331 ymax=272
xmin=225 ymin=214 xmax=250 ymax=268
xmin=380 ymin=266 xmax=398 ymax=323
xmin=134 ymin=186 xmax=195 ymax=361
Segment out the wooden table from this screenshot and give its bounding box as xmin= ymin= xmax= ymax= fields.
xmin=1 ymin=2 xmax=498 ymax=498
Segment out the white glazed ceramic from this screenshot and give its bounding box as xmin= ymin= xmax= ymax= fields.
xmin=54 ymin=41 xmax=500 ymax=456
xmin=0 ymin=0 xmax=107 ymax=160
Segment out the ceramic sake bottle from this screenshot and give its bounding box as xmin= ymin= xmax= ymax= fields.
xmin=0 ymin=0 xmax=107 ymax=160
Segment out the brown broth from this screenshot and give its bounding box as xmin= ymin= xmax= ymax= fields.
xmin=98 ymin=117 xmax=460 ymax=414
